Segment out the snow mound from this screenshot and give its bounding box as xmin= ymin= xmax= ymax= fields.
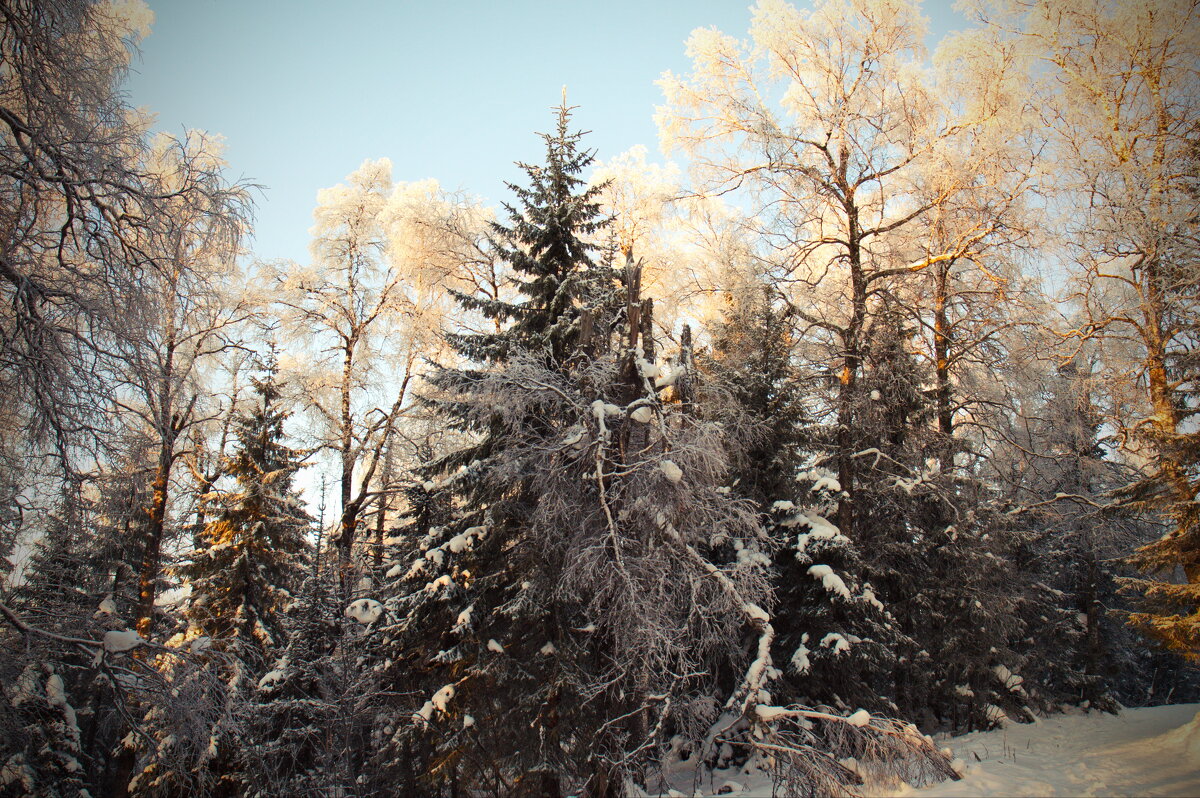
xmin=846 ymin=708 xmax=870 ymax=726
xmin=660 ymin=460 xmax=683 ymax=484
xmin=102 ymin=630 xmax=144 ymax=653
xmin=344 ymin=598 xmax=383 ymax=625
xmin=1150 ymin=709 xmax=1200 ymax=758
xmin=808 ymin=564 xmax=852 ymax=600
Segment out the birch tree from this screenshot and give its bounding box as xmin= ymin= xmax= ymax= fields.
xmin=973 ymin=0 xmax=1200 ymax=656
xmin=0 ymin=0 xmax=248 ymax=453
xmin=657 ymin=0 xmax=1031 ymax=538
xmin=110 ymin=133 xmax=251 ymax=637
xmin=270 ymin=162 xmax=483 ymax=582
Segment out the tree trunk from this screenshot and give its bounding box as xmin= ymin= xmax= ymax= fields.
xmin=836 ymin=202 xmax=865 ymax=537
xmin=337 ymin=340 xmax=356 ymax=587
xmin=933 ymin=258 xmax=954 ymax=449
xmin=134 ymin=446 xmax=172 ymax=637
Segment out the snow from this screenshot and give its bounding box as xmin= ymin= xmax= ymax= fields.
xmin=45 ymin=673 xmax=66 ymax=707
xmin=45 ymin=673 xmax=79 ymax=739
xmin=820 ymin=632 xmax=851 ymax=654
xmin=810 ymin=475 xmax=842 ymax=493
xmin=742 ymin=603 xmax=769 ymax=624
xmin=846 ymin=708 xmax=871 ymax=727
xmin=452 ymin=604 xmax=473 ymax=632
xmin=631 ymin=405 xmax=653 ymax=423
xmin=887 ymin=704 xmax=1200 ymax=798
xmin=592 ymin=399 xmax=623 ymax=418
xmin=96 ymin=595 xmax=116 ymax=615
xmin=487 ymin=638 xmax=504 ymax=653
xmin=344 ymin=598 xmax=383 ymax=624
xmin=790 ymin=634 xmax=812 ymax=674
xmin=102 ymin=629 xmax=144 ymax=653
xmin=790 ymin=510 xmax=843 ymax=543
xmin=660 ymin=460 xmax=684 ymax=484
xmin=861 ymin=587 xmax=885 ymax=611
xmin=431 ymin=683 xmax=455 ymax=712
xmin=258 ymin=668 xmax=285 ymax=689
xmin=993 ymin=664 xmax=1025 ymax=694
xmin=754 ymin=704 xmax=793 ymax=722
xmin=154 ymin=583 xmax=192 ymax=607
xmin=736 ymin=546 xmax=771 ymax=568
xmin=808 ymin=564 xmax=852 ymax=600
xmin=449 ymin=527 xmax=487 ymax=553
xmin=657 ymin=704 xmax=1200 ymax=797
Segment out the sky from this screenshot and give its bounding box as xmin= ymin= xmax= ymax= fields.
xmin=124 ymin=0 xmax=967 ymax=266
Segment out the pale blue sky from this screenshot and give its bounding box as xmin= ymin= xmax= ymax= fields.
xmin=125 ymin=1 xmax=964 ymax=264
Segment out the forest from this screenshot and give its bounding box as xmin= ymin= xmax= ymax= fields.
xmin=1 ymin=0 xmax=1198 ymax=796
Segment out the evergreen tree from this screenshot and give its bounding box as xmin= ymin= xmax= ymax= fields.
xmin=701 ymin=282 xmax=808 ymax=507
xmin=700 ymin=281 xmax=894 ymax=719
xmin=0 ymin=472 xmax=154 ymax=797
xmin=443 ymin=98 xmax=611 ymax=372
xmin=2 ymin=504 xmax=96 ymax=798
xmin=367 ymin=108 xmax=952 ymax=796
xmin=177 ymin=357 xmax=312 ymax=666
xmin=245 ymin=572 xmax=375 ymax=796
xmin=134 ymin=358 xmax=312 ymax=796
xmin=839 ymin=310 xmax=1029 ymax=731
xmin=1010 ymin=361 xmax=1140 ymax=710
xmin=1 ymin=663 xmax=88 ymax=798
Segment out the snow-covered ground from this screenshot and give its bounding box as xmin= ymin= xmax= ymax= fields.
xmin=656 ymin=704 xmax=1200 ymax=797
xmin=889 ymin=703 xmax=1200 ymax=798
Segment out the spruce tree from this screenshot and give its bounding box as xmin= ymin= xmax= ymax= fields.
xmin=444 ymin=98 xmax=610 ymax=373
xmin=840 ymin=310 xmax=1028 ymax=731
xmin=135 ymin=358 xmax=312 ymax=796
xmin=701 ymin=282 xmax=808 ymax=507
xmin=700 ymin=281 xmax=894 ymax=718
xmin=373 ymin=100 xmax=631 ymax=795
xmin=370 ymin=107 xmax=953 ymax=796
xmin=1011 ymin=361 xmax=1145 ymax=710
xmin=3 ymin=505 xmax=97 ymax=798
xmin=177 ymin=356 xmax=312 ymax=665
xmin=245 ymin=572 xmax=374 ymax=796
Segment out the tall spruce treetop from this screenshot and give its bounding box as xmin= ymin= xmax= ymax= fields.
xmin=446 ymin=98 xmax=609 ymax=367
